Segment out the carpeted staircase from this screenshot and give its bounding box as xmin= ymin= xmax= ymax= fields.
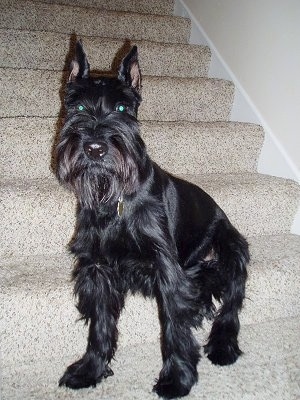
xmin=1 ymin=0 xmax=300 ymax=399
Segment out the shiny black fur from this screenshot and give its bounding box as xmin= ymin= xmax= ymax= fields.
xmin=56 ymin=41 xmax=249 ymax=398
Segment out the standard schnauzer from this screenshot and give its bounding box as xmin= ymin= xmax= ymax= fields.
xmin=56 ymin=41 xmax=249 ymax=398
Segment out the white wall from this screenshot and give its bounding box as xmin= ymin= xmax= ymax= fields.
xmin=177 ymin=0 xmax=300 ymax=233
xmin=180 ymin=0 xmax=300 ymax=181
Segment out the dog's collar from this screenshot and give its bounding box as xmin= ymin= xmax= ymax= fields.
xmin=117 ymin=196 xmax=124 ymax=217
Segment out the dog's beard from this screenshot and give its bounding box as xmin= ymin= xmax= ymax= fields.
xmin=57 ymin=135 xmax=141 ymax=209
xmin=73 ymin=168 xmax=113 ymax=209
xmin=73 ymin=158 xmax=139 ymax=209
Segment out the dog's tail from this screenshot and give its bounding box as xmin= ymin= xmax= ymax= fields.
xmin=203 ymin=212 xmax=249 ymax=365
xmin=212 ymin=213 xmax=249 ymax=306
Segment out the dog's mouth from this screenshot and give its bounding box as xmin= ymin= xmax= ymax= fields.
xmin=203 ymin=248 xmax=216 ymax=262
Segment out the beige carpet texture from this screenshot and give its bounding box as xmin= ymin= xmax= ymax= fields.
xmin=0 ymin=0 xmax=300 ymax=399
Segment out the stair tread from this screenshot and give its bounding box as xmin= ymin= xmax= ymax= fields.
xmin=0 ymin=68 xmax=234 ymax=121
xmin=2 ymin=234 xmax=299 ymax=289
xmin=0 ymin=117 xmax=264 ymax=179
xmin=1 ymin=316 xmax=299 ymax=399
xmin=1 ymin=172 xmax=298 ymax=193
xmin=31 ymin=0 xmax=175 ymax=15
xmin=1 ymin=238 xmax=300 ymax=399
xmin=184 ymin=173 xmax=299 ymax=235
xmin=144 ymin=120 xmax=264 ymax=173
xmin=0 ymin=174 xmax=299 ymax=259
xmin=0 ymin=28 xmax=211 ymax=77
xmin=1 ymin=0 xmax=190 ymax=44
xmin=1 ymin=233 xmax=299 ymax=329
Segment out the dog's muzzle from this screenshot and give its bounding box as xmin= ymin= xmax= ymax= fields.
xmin=84 ymin=142 xmax=108 ymax=160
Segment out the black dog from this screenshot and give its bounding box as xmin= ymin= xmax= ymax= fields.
xmin=56 ymin=41 xmax=249 ymax=399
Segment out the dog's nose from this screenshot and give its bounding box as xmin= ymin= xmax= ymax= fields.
xmin=84 ymin=142 xmax=108 ymax=160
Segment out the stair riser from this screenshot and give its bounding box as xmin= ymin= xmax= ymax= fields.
xmin=0 ymin=119 xmax=264 ymax=180
xmin=1 ymin=0 xmax=190 ymax=44
xmin=0 ymin=69 xmax=234 ymax=121
xmin=142 ymin=122 xmax=263 ymax=175
xmin=2 ymin=256 xmax=299 ymax=366
xmin=32 ymin=0 xmax=175 ymax=15
xmin=0 ymin=180 xmax=298 ymax=260
xmin=0 ymin=30 xmax=210 ymax=78
xmin=195 ymin=178 xmax=299 ymax=237
xmin=0 ymin=184 xmax=75 ymax=260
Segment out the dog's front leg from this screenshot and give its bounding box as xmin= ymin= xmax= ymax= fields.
xmin=153 ymin=255 xmax=200 ymax=399
xmin=59 ymin=259 xmax=124 ymax=389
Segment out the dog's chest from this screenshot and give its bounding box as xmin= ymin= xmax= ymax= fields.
xmin=97 ymin=217 xmax=157 ymax=295
xmin=98 ymin=215 xmax=153 ymax=261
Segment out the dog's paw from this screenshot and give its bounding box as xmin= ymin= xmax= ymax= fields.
xmin=59 ymin=357 xmax=113 ymax=389
xmin=204 ymin=339 xmax=242 ymax=366
xmin=153 ymin=377 xmax=191 ymax=399
xmin=153 ymin=364 xmax=197 ymax=400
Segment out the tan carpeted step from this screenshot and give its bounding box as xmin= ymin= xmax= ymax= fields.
xmin=143 ymin=121 xmax=264 ymax=174
xmin=0 ymin=118 xmax=264 ymax=180
xmin=0 ymin=0 xmax=190 ymax=44
xmin=185 ymin=173 xmax=299 ymax=236
xmin=0 ymin=175 xmax=299 ymax=259
xmin=1 ymin=235 xmax=299 ymax=395
xmin=0 ymin=69 xmax=234 ymax=121
xmin=0 ymin=29 xmax=211 ymax=78
xmin=2 ymin=316 xmax=300 ymax=399
xmin=31 ymin=0 xmax=175 ymax=15
xmin=1 ymin=0 xmax=299 ymax=398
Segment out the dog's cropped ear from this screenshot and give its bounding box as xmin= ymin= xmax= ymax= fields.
xmin=69 ymin=40 xmax=90 ymax=82
xmin=118 ymin=46 xmax=141 ymax=92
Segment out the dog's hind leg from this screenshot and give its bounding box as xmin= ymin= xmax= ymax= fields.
xmin=59 ymin=260 xmax=124 ymax=389
xmin=153 ymin=254 xmax=200 ymax=399
xmin=204 ymin=218 xmax=249 ymax=366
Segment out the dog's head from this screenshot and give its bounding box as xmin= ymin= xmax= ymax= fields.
xmin=56 ymin=41 xmax=148 ymax=209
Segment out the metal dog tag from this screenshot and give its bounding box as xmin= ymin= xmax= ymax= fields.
xmin=117 ymin=197 xmax=124 ymax=217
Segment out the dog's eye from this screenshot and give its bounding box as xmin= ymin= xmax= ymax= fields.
xmin=77 ymin=105 xmax=86 ymax=112
xmin=116 ymin=104 xmax=126 ymax=112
